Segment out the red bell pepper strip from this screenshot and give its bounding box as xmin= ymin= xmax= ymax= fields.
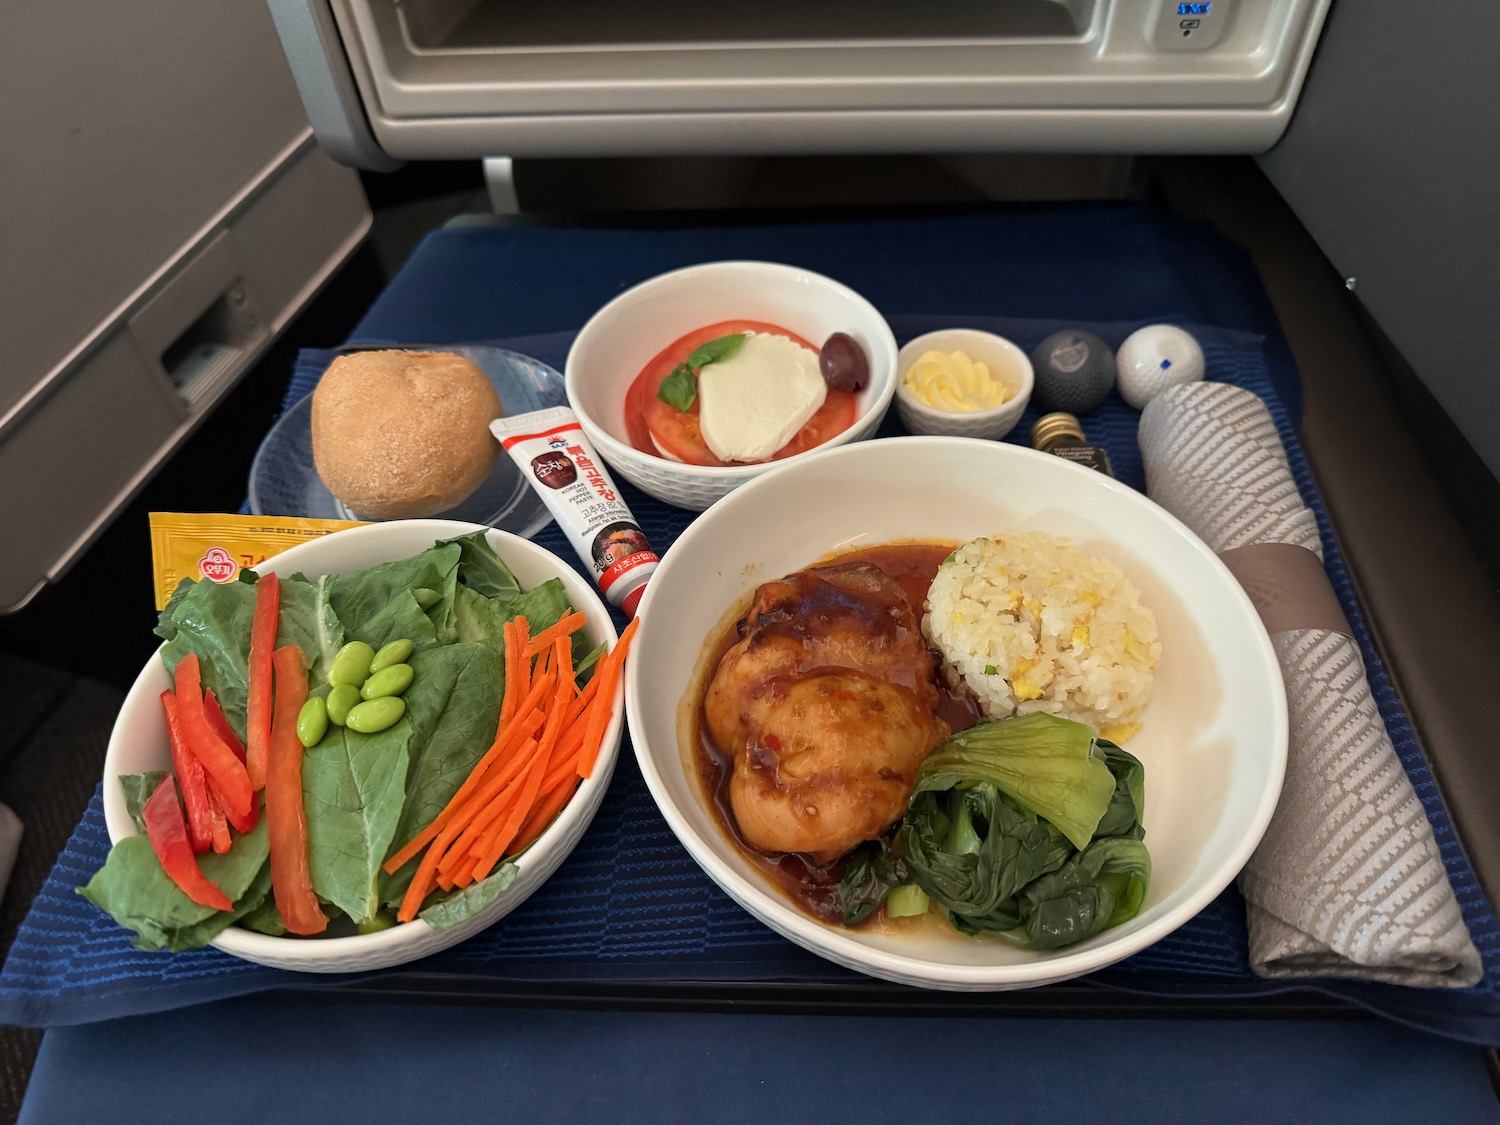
xmin=205 ymin=792 xmax=233 ymax=854
xmin=245 ymin=572 xmax=280 ymax=792
xmin=203 ymin=689 xmax=246 ymax=763
xmin=172 ymin=653 xmax=255 ymax=827
xmin=142 ymin=775 xmax=233 ymax=911
xmin=265 ymin=645 xmax=326 ymax=935
xmin=160 ymin=690 xmax=215 ymax=855
xmin=204 ymin=688 xmax=258 ymax=834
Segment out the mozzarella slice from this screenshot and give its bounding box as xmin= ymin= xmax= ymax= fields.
xmin=698 ymin=333 xmax=827 ymax=463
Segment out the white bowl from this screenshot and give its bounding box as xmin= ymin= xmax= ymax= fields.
xmin=102 ymin=519 xmax=623 ymax=973
xmin=566 ymin=261 xmax=898 ymax=511
xmin=895 ymin=329 xmax=1034 ymax=440
xmin=627 ymin=438 xmax=1287 ymax=991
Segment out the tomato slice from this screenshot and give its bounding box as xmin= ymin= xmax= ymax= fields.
xmin=626 ymin=320 xmax=857 ymax=465
xmin=770 ymin=389 xmax=859 ymax=460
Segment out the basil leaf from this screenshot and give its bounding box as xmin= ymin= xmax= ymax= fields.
xmin=655 ymin=363 xmax=698 ymax=412
xmin=685 ymin=332 xmax=747 ymax=369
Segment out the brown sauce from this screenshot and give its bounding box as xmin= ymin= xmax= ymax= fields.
xmin=694 ymin=540 xmax=978 ymax=925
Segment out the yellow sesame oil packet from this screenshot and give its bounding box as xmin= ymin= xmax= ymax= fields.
xmin=149 ymin=512 xmax=367 ymax=609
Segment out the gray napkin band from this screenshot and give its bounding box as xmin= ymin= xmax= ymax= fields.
xmin=1219 ymin=543 xmax=1352 ymax=638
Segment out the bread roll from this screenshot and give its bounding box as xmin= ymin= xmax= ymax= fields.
xmin=311 ymin=350 xmax=503 ymax=519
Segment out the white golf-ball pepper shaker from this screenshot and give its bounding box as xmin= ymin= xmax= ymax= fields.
xmin=1116 ymin=325 xmax=1205 ymax=409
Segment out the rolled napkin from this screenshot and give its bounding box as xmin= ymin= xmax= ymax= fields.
xmin=1140 ymin=382 xmax=1482 ymax=988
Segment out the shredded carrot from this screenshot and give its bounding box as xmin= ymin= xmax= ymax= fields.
xmin=381 ymin=675 xmax=552 ymax=874
xmin=513 ymin=617 xmax=532 ymax=695
xmin=561 ymin=673 xmax=600 ymax=732
xmin=514 ymin=776 xmax=580 ymax=853
xmin=439 ymin=722 xmax=551 ymax=877
xmin=578 ymin=617 xmax=638 ymax=778
xmin=481 ymin=689 xmax=565 ymax=866
xmin=524 ymin=611 xmax=586 ymax=658
xmin=431 ymin=734 xmax=541 ymax=879
xmin=553 ymin=636 xmax=574 ymax=701
xmin=395 ymin=610 xmax=640 ymax=914
xmin=539 ymin=723 xmax=589 ymax=795
xmin=449 ymin=851 xmax=484 ymax=888
xmin=499 ymin=620 xmax=521 ymax=725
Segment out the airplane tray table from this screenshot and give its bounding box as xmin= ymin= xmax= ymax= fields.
xmin=5 ymin=207 xmax=1500 ymax=1046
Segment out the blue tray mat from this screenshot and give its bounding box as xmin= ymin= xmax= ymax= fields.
xmin=4 ymin=314 xmax=1498 ymax=1044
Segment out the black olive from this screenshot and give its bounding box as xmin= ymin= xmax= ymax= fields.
xmin=819 ymin=332 xmax=870 ymax=393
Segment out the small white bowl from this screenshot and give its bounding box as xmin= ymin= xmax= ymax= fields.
xmin=627 ymin=437 xmax=1287 ymax=991
xmin=895 ymin=329 xmax=1034 ymax=440
xmin=102 ymin=519 xmax=623 ymax=974
xmin=566 ymin=261 xmax=898 ymax=511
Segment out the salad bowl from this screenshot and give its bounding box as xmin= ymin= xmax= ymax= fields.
xmin=102 ymin=519 xmax=623 ymax=973
xmin=627 ymin=437 xmax=1287 ymax=991
xmin=566 ymin=260 xmax=898 ymax=511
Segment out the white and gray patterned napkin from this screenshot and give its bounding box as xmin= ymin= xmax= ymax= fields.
xmin=1139 ymin=382 xmax=1481 ymax=988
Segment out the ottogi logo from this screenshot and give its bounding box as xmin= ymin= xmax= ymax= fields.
xmin=198 ymin=547 xmax=238 ymax=584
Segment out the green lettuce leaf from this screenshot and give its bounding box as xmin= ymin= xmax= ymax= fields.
xmin=418 ymin=863 xmax=519 ymax=931
xmin=441 ymin=531 xmax=521 ymax=599
xmin=328 ymin=542 xmax=461 ymax=654
xmin=453 ymin=578 xmax=575 ymax=659
xmin=350 ymin=588 xmax=441 ymax=659
xmin=154 ymin=573 xmax=325 ymax=738
xmin=278 ymin=573 xmax=345 ymax=686
xmin=913 ymin=713 xmax=1116 ymax=851
xmin=303 ymin=719 xmax=413 ymax=924
xmin=238 ymin=893 xmax=287 ymax=937
xmin=378 ymin=642 xmax=502 ymax=906
xmin=119 ymin=771 xmax=168 ymax=834
xmin=77 ymin=817 xmax=270 ymax=952
xmin=453 ymin=584 xmax=507 ymax=654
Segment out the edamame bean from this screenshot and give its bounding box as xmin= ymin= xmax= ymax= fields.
xmin=328 ymin=641 xmax=375 ymax=687
xmin=357 ymin=911 xmax=399 ymax=935
xmin=296 ymin=697 xmax=329 ymax=748
xmin=370 ymin=638 xmax=413 ymax=674
xmin=345 ymin=695 xmax=406 ymax=734
xmin=413 ymin=588 xmax=441 ymax=610
xmin=360 ymin=662 xmax=414 ymax=700
xmin=325 ymin=683 xmax=361 ymax=727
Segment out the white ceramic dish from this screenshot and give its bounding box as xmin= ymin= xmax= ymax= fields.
xmin=103 ymin=519 xmax=623 ymax=974
xmin=565 ymin=261 xmax=898 ymax=511
xmin=895 ymin=329 xmax=1034 ymax=440
xmin=627 ymin=437 xmax=1287 ymax=991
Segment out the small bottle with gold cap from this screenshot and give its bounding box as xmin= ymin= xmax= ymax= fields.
xmin=1030 ymin=412 xmax=1115 ymax=478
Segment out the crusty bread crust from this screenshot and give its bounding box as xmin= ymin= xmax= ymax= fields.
xmin=311 ymin=350 xmax=503 ymax=519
